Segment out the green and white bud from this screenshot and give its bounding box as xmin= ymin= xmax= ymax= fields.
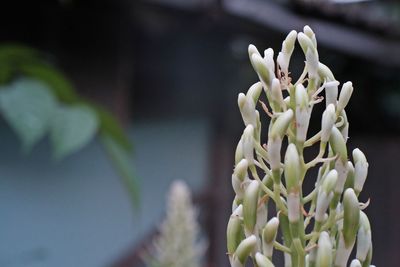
xmin=303 ymin=25 xmax=317 ymax=47
xmin=271 ymin=78 xmax=284 ymax=111
xmin=255 ymin=252 xmax=275 ymax=267
xmin=343 ymin=188 xmax=360 ymax=247
xmin=235 ymin=235 xmax=257 ymax=264
xmin=306 ymin=48 xmax=319 ymax=80
xmin=350 ymin=259 xmax=362 ymax=267
xmin=242 ymin=125 xmax=255 ymax=165
xmin=353 ymin=148 xmax=368 ymax=195
xmin=329 ymin=126 xmax=348 ymax=163
xmin=344 ymin=161 xmax=355 ymax=190
xmin=316 ymin=231 xmax=332 ymax=267
xmin=243 ymin=180 xmax=260 ymax=234
xmin=248 ymin=44 xmax=261 ymax=72
xmin=251 ymin=53 xmax=272 ymax=89
xmin=247 ymin=82 xmax=263 ymax=104
xmin=264 ymin=48 xmax=275 ymax=76
xmin=337 ymin=82 xmax=353 ymax=113
xmin=315 ymin=170 xmax=337 ymax=222
xmin=232 ymin=159 xmax=249 ymax=198
xmin=277 ymin=30 xmax=297 ymax=74
xmin=235 ymin=137 xmax=244 ymax=165
xmin=334 ymin=158 xmax=349 ymax=195
xmin=325 ymin=80 xmax=339 ymax=107
xmin=268 ymin=109 xmax=294 ymax=170
xmin=262 ymin=217 xmax=279 ymax=257
xmin=227 ymin=205 xmax=244 ymax=254
xmin=238 ymin=93 xmax=257 ymax=127
xmin=321 ymin=104 xmax=336 ymax=143
xmin=318 ymin=62 xmax=335 ymax=81
xmin=356 ymin=211 xmax=372 ymax=263
xmin=295 ymin=84 xmax=311 ymax=143
xmin=284 ymin=144 xmax=301 ymax=192
xmin=297 ymin=32 xmax=315 ymax=56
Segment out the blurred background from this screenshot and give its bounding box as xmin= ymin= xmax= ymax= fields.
xmin=0 ymin=0 xmax=399 ymax=266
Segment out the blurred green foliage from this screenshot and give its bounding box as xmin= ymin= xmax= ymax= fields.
xmin=0 ymin=43 xmax=139 ymax=207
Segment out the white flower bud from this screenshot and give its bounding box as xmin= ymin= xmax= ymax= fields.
xmin=277 ymin=30 xmax=297 ymax=74
xmin=334 ymin=158 xmax=348 ymax=194
xmin=271 ymin=78 xmax=284 ymax=111
xmin=325 ymin=80 xmax=339 ymax=107
xmin=251 ymin=53 xmax=272 ymax=89
xmin=330 ymin=126 xmax=348 ymax=163
xmin=264 ymin=48 xmax=275 ymax=76
xmin=235 ymin=137 xmax=244 ymax=165
xmin=353 ymin=148 xmax=368 ymax=194
xmin=284 ymin=144 xmax=301 ymax=192
xmin=235 ymin=235 xmax=257 ymax=264
xmin=343 ymin=188 xmax=360 ymax=247
xmin=350 ymin=259 xmax=362 ymax=267
xmin=238 ymin=93 xmax=257 ymax=127
xmin=255 ymin=252 xmax=275 ymax=267
xmin=287 ymin=192 xmax=300 ymax=223
xmin=337 ymin=81 xmax=353 ymax=113
xmin=242 ymin=125 xmax=255 ymax=164
xmin=297 ymin=32 xmax=315 ymax=55
xmin=304 ymin=25 xmax=317 ymax=48
xmin=243 ymin=180 xmax=260 ymax=234
xmin=295 ymin=84 xmax=311 ymax=143
xmin=315 ymin=170 xmax=337 ymax=222
xmin=321 ymin=104 xmax=336 ymax=143
xmin=356 ymin=211 xmax=372 ymax=262
xmin=247 ymin=82 xmax=263 ymax=104
xmin=227 ymin=205 xmax=244 ymax=254
xmin=316 ymin=231 xmax=332 ymax=267
xmin=262 ymin=217 xmax=279 ymax=257
xmin=306 ymin=48 xmax=319 ymax=80
xmin=270 ymin=109 xmax=294 ymax=139
xmin=318 ymin=62 xmax=335 ymax=81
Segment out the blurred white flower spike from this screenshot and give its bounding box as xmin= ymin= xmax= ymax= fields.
xmin=146 ymin=180 xmax=204 ymax=267
xmin=227 ymin=26 xmax=374 ymax=267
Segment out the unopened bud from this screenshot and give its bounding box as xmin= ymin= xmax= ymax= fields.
xmin=337 ymin=81 xmax=353 ymax=113
xmin=350 ymin=259 xmax=362 ymax=267
xmin=235 ymin=235 xmax=257 ymax=264
xmin=264 ymin=48 xmax=275 ymax=76
xmin=316 ymin=231 xmax=332 ymax=267
xmin=270 ymin=109 xmax=294 ymax=139
xmin=242 ymin=125 xmax=255 ymax=164
xmin=284 ymin=144 xmax=301 ymax=192
xmin=295 ymin=84 xmax=311 ymax=142
xmin=297 ymin=32 xmax=315 ymax=55
xmin=248 ymin=44 xmax=261 ymax=71
xmin=262 ymin=218 xmax=279 ymax=258
xmin=247 ymin=82 xmax=263 ymax=104
xmin=227 ymin=205 xmax=244 ymax=254
xmin=235 ymin=137 xmax=244 ymax=165
xmin=329 ymin=126 xmax=347 ymax=162
xmin=303 ymin=25 xmax=317 ymax=47
xmin=243 ymin=180 xmax=260 ymax=233
xmin=255 ymin=252 xmax=275 ymax=267
xmin=343 ymin=188 xmax=360 ymax=247
xmin=325 ymin=80 xmax=339 ymax=107
xmin=321 ymin=104 xmax=336 ymax=143
xmin=306 ymin=48 xmax=319 ymax=80
xmin=271 ymin=78 xmax=284 ymax=111
xmin=318 ymin=62 xmax=335 ymax=81
xmin=356 ymin=211 xmax=372 ymax=262
xmin=277 ymin=30 xmax=297 ymax=74
xmin=251 ymin=53 xmax=272 ymax=89
xmin=316 ymin=170 xmax=337 ymax=222
xmin=238 ymin=93 xmax=257 ymax=127
xmin=353 ymin=148 xmax=368 ymax=195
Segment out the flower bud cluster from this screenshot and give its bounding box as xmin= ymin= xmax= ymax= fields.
xmin=227 ymin=26 xmax=373 ymax=267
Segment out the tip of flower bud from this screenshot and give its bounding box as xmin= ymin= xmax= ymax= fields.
xmin=322 ymin=169 xmax=338 ymax=193
xmin=297 ymin=32 xmax=315 ymax=55
xmin=255 ymin=252 xmax=274 ymax=267
xmin=235 ymin=235 xmax=257 ymax=263
xmin=350 ymin=259 xmax=362 ymax=267
xmin=343 ymin=188 xmax=360 ymax=247
xmin=337 ymin=81 xmax=353 ymax=112
xmin=316 ymin=231 xmax=333 ymax=267
xmin=284 ymin=143 xmax=301 ymax=192
xmin=251 ymin=53 xmax=271 ymax=87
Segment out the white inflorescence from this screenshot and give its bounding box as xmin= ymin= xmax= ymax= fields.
xmin=227 ymin=26 xmax=373 ymax=267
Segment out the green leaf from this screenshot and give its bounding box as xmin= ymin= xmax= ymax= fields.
xmin=0 ymin=78 xmax=57 ymax=151
xmin=100 ymin=134 xmax=139 ymax=208
xmin=19 ymin=63 xmax=80 ymax=104
xmin=50 ymin=105 xmax=99 ymax=159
